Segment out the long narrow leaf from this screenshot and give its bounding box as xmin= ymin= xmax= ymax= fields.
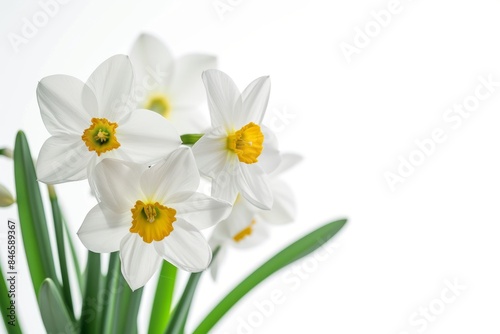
xmin=193 ymin=219 xmax=347 ymax=333
xmin=0 ymin=263 xmax=22 ymax=334
xmin=148 ymin=262 xmax=177 ymax=333
xmin=13 ymin=131 xmax=57 ymax=293
xmin=63 ymin=217 xmax=83 ymax=293
xmin=124 ymin=288 xmax=144 ymax=334
xmin=47 ymin=185 xmax=74 ymax=318
xmin=114 ymin=276 xmax=133 ymax=334
xmin=79 ymin=251 xmax=101 ymax=333
xmin=38 ymin=279 xmax=76 ymax=333
xmin=100 ymin=252 xmax=120 ymax=334
xmin=164 ymin=272 xmax=202 ymax=334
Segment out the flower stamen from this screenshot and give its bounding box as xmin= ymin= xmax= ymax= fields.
xmin=232 ymin=219 xmax=256 ymax=243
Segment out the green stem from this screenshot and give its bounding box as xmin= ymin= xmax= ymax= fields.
xmin=80 ymin=251 xmax=101 ymax=334
xmin=48 ymin=185 xmax=74 ymax=318
xmin=180 ymin=134 xmax=203 ymax=145
xmin=100 ymin=252 xmax=120 ymax=334
xmin=148 ymin=262 xmax=177 ymax=333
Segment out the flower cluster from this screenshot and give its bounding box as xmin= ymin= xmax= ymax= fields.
xmin=35 ymin=35 xmax=298 ymax=290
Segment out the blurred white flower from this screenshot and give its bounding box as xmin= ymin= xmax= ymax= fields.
xmin=130 ymin=33 xmax=217 ymax=134
xmin=77 ymin=147 xmax=231 ymax=290
xmin=36 ymin=55 xmax=181 ymax=184
xmin=192 ymin=70 xmax=281 ymax=210
xmin=0 ymin=183 xmax=15 ymax=207
xmin=209 ymin=153 xmax=300 ymax=280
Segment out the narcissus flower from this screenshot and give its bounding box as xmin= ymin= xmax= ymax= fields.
xmin=129 ymin=34 xmax=217 ymax=133
xmin=77 ymin=147 xmax=231 ymax=290
xmin=209 ymin=153 xmax=300 ymax=280
xmin=36 ymin=55 xmax=181 ymax=184
xmin=192 ymin=70 xmax=281 ymax=210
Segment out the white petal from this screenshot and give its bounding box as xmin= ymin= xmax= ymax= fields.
xmin=167 ymin=107 xmax=210 ymax=134
xmin=211 ymin=166 xmax=239 ymax=205
xmin=77 ymin=204 xmax=131 ymax=253
xmin=141 ymin=147 xmax=199 ymax=203
xmin=37 ymin=75 xmax=97 ymax=136
xmin=86 ymin=55 xmax=134 ymax=120
xmin=209 ymin=246 xmax=227 ymax=281
xmin=270 ymin=153 xmax=302 ymax=176
xmin=239 ymin=76 xmax=271 ymax=127
xmin=92 ymin=159 xmax=143 ymax=213
xmin=36 ymin=135 xmax=93 ymax=184
xmin=170 ymin=192 xmax=231 ymax=230
xmin=258 ymin=125 xmax=281 ymax=174
xmin=191 ymin=126 xmax=229 ymax=178
xmin=237 ymin=164 xmax=273 ymax=210
xmin=154 ymin=219 xmax=212 ymax=272
xmin=258 ymin=179 xmax=296 ymax=225
xmin=116 ymin=109 xmax=181 ymax=165
xmin=120 ymin=233 xmax=161 ymax=291
xmin=129 ymin=33 xmax=174 ymax=97
xmin=202 ymin=69 xmax=242 ymax=129
xmin=169 ymin=54 xmax=218 ymax=108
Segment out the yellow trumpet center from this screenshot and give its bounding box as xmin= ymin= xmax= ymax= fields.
xmin=227 ymin=122 xmax=264 ymax=164
xmin=232 ymin=219 xmax=256 ymax=243
xmin=81 ymin=118 xmax=120 ymax=156
xmin=145 ymin=93 xmax=171 ymax=118
xmin=130 ymin=200 xmax=177 ymax=243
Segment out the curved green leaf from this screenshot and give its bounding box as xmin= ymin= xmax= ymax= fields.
xmin=13 ymin=131 xmax=57 ymax=293
xmin=38 ymin=279 xmax=76 ymax=334
xmin=193 ymin=219 xmax=347 ymax=333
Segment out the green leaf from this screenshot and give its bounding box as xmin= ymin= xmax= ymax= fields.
xmin=164 ymin=272 xmax=202 ymax=334
xmin=47 ymin=185 xmax=74 ymax=318
xmin=148 ymin=262 xmax=177 ymax=333
xmin=100 ymin=252 xmax=120 ymax=334
xmin=79 ymin=251 xmax=101 ymax=334
xmin=13 ymin=131 xmax=58 ymax=293
xmin=123 ymin=288 xmax=144 ymax=334
xmin=63 ymin=217 xmax=83 ymax=293
xmin=38 ymin=278 xmax=77 ymax=334
xmin=193 ymin=219 xmax=347 ymax=333
xmin=0 ymin=263 xmax=23 ymax=334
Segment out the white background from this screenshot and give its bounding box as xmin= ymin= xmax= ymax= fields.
xmin=1 ymin=0 xmax=500 ymax=333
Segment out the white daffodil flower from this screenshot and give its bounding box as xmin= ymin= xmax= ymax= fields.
xmin=36 ymin=55 xmax=181 ymax=185
xmin=209 ymin=153 xmax=300 ymax=280
xmin=129 ymin=33 xmax=217 ymax=134
xmin=77 ymin=147 xmax=231 ymax=290
xmin=192 ymin=70 xmax=281 ymax=210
